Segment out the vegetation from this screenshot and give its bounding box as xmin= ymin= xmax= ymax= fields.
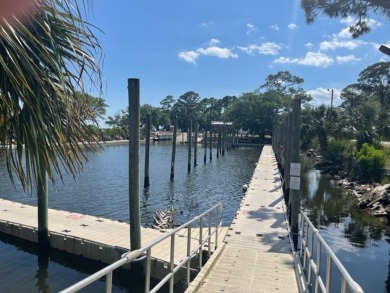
xmin=301 ymin=0 xmax=390 ymax=38
xmin=356 ymin=143 xmax=386 ymax=181
xmin=0 ymin=0 xmax=103 ymax=189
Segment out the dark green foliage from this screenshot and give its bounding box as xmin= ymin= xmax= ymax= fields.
xmin=356 ymin=143 xmax=386 ymax=181
xmin=324 ymin=139 xmax=351 ymax=163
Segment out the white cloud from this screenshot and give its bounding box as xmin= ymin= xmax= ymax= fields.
xmin=288 ymin=23 xmax=297 ymax=30
xmin=246 ymin=23 xmax=257 ymax=34
xmin=336 ymin=54 xmax=360 ymax=64
xmin=307 ymin=87 xmax=341 ymax=107
xmin=305 ymin=42 xmax=314 ymax=49
xmin=178 ymin=39 xmax=238 ymax=64
xmin=337 ymin=27 xmax=352 ymax=39
xmin=197 ymin=46 xmax=238 ymax=59
xmin=178 ymin=51 xmax=199 ymax=64
xmin=238 ymin=42 xmax=281 ymax=55
xmin=319 ymin=36 xmax=362 ymax=51
xmin=209 ymin=39 xmax=220 ymax=46
xmin=274 ymin=52 xmax=334 ymax=68
xmin=270 ymin=24 xmax=280 ymax=31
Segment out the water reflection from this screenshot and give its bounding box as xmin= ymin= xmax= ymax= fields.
xmin=300 ymin=155 xmax=390 ymax=292
xmin=0 ymin=144 xmax=261 ymax=292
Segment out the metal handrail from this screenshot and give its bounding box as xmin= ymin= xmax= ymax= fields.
xmin=299 ymin=211 xmax=364 ymax=293
xmin=59 ymin=203 xmax=223 ymax=293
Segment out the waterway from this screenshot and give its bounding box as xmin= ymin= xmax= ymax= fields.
xmin=300 ymin=155 xmax=390 ymax=293
xmin=0 ymin=142 xmax=261 ymax=292
xmin=1 ymin=144 xmax=389 ymax=292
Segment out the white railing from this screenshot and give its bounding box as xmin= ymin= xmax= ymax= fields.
xmin=59 ymin=203 xmax=223 ymax=293
xmin=299 ymin=211 xmax=364 ymax=293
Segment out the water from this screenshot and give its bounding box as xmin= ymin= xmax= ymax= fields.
xmin=0 ymin=143 xmax=261 ymax=292
xmin=300 ymin=155 xmax=390 ymax=293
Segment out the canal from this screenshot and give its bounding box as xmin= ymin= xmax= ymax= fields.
xmin=0 ymin=142 xmax=261 ymax=292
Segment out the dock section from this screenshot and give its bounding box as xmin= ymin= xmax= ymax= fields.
xmin=186 ymin=145 xmax=298 ymax=293
xmin=0 ymin=199 xmax=227 ymax=281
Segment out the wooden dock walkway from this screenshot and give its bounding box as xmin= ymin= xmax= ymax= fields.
xmin=186 ymin=145 xmax=299 ymax=293
xmin=0 ymin=198 xmax=227 ymax=281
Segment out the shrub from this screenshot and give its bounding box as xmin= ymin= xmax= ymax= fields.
xmin=324 ymin=139 xmax=352 ymax=163
xmin=355 ymin=143 xmax=386 ymax=182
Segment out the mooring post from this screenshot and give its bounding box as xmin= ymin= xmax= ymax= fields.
xmin=194 ymin=121 xmax=198 ymax=167
xmin=203 ymin=127 xmax=207 ymax=164
xmin=209 ymin=125 xmax=213 ymax=161
xmin=222 ymin=126 xmax=225 ymax=156
xmin=217 ymin=128 xmax=220 ymax=158
xmin=128 ymin=78 xmax=141 ymax=250
xmin=144 ymin=113 xmax=150 ymax=188
xmin=188 ymin=119 xmax=192 ymax=173
xmin=290 ymin=98 xmax=301 ymax=249
xmin=170 ymin=117 xmax=177 ymax=180
xmin=37 ymin=155 xmax=49 ymax=251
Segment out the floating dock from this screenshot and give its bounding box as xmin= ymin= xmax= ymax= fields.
xmin=186 ymin=145 xmax=299 ymax=293
xmin=0 ymin=199 xmax=228 ymax=281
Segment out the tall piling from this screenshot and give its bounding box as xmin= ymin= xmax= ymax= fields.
xmin=194 ymin=121 xmax=198 ymax=167
xmin=144 ymin=113 xmax=150 ymax=188
xmin=203 ymin=128 xmax=207 ymax=164
xmin=170 ymin=117 xmax=177 ymax=180
xmin=188 ymin=119 xmax=192 ymax=173
xmin=128 ymin=78 xmax=141 ymax=250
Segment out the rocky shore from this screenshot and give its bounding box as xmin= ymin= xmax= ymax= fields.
xmin=313 ymin=157 xmax=390 ymax=219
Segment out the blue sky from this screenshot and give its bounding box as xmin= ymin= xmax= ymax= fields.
xmin=88 ymin=0 xmax=390 ymax=119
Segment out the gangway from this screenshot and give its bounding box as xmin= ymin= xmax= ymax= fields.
xmin=59 ymin=203 xmax=224 ymax=293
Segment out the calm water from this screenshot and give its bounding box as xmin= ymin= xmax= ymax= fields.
xmin=300 ymin=155 xmax=390 ymax=293
xmin=2 ymin=145 xmax=390 ymax=292
xmin=0 ymin=143 xmax=261 ymax=292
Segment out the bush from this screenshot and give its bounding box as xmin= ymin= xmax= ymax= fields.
xmin=355 ymin=143 xmax=386 ymax=182
xmin=324 ymin=139 xmax=352 ymax=163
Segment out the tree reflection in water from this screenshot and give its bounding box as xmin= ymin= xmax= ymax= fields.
xmin=300 ymin=155 xmax=388 ymax=248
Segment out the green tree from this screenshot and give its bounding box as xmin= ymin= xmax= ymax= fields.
xmin=171 ymin=91 xmax=201 ymax=130
xmin=0 ymin=0 xmax=102 ymax=248
xmin=160 ymin=95 xmax=175 ymax=111
xmin=227 ymin=91 xmax=283 ymax=141
xmin=259 ymin=71 xmax=312 ymax=103
xmin=77 ymin=92 xmax=108 ymax=122
xmin=358 ymin=62 xmax=390 ymax=103
xmin=301 ymin=0 xmax=390 ymax=37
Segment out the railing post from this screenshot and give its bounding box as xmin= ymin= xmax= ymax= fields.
xmin=145 ymin=249 xmax=152 ymax=293
xmin=170 ymin=235 xmax=175 ymax=293
xmin=199 ymin=219 xmax=203 ymax=269
xmin=187 ymin=226 xmax=192 ymax=287
xmin=208 ymin=213 xmax=211 ymax=257
xmin=315 ymin=240 xmax=321 ymax=293
xmin=326 ymin=255 xmax=332 ymax=293
xmin=105 ymin=272 xmax=113 ymax=293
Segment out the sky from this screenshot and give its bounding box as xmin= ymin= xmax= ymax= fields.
xmin=86 ymin=0 xmax=390 ymax=119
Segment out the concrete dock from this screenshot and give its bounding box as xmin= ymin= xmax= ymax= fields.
xmin=186 ymin=145 xmax=299 ymax=293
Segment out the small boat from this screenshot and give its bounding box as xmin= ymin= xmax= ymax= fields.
xmin=153 ymin=134 xmax=172 ymax=141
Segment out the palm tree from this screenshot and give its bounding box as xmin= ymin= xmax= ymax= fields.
xmin=0 ymin=0 xmax=103 ymax=249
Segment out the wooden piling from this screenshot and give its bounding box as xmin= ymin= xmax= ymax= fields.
xmin=170 ymin=117 xmax=178 ymax=180
xmin=194 ymin=121 xmax=198 ymax=167
xmin=37 ymin=155 xmax=49 ymax=251
xmin=188 ymin=119 xmax=192 ymax=173
xmin=290 ymin=98 xmax=301 ymax=249
xmin=209 ymin=126 xmax=212 ymax=161
xmin=144 ymin=113 xmax=150 ymax=188
xmin=128 ymin=78 xmax=141 ymax=250
xmin=203 ymin=128 xmax=207 ymax=164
